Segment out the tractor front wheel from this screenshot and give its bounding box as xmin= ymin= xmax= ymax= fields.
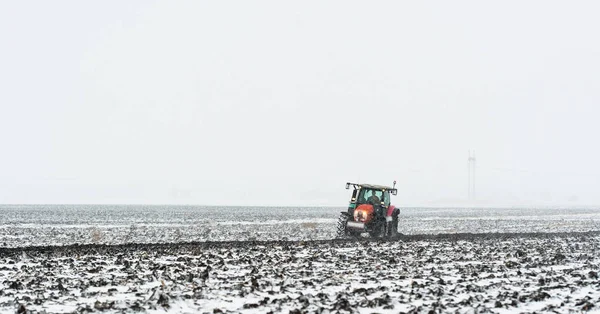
xmin=336 ymin=213 xmax=360 ymax=238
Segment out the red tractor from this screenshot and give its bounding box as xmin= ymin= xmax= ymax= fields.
xmin=336 ymin=181 xmax=400 ymax=238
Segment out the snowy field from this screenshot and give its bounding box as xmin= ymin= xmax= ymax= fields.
xmin=1 ymin=233 xmax=600 ymax=313
xmin=1 ymin=205 xmax=600 ymax=247
xmin=2 ymin=205 xmax=600 ymax=313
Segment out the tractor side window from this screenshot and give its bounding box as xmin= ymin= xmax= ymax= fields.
xmin=357 ymin=189 xmax=367 ymax=204
xmin=383 ymin=191 xmax=390 ymax=207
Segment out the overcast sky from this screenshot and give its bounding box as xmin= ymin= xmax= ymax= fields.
xmin=0 ymin=1 xmax=599 ymax=206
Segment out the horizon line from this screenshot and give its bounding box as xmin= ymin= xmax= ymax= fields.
xmin=1 ymin=203 xmax=599 ymax=209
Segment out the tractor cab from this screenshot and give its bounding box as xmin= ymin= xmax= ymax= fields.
xmin=346 ymin=182 xmax=396 ymax=210
xmin=337 ymin=181 xmax=400 ymax=238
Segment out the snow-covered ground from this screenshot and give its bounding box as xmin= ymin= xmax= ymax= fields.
xmin=1 ymin=205 xmax=600 ymax=313
xmin=1 ymin=205 xmax=600 ymax=247
xmin=1 ymin=233 xmax=599 ymax=313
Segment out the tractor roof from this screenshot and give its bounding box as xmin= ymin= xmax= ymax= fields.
xmin=346 ymin=182 xmax=395 ymax=191
xmin=357 ymin=184 xmax=394 ymax=190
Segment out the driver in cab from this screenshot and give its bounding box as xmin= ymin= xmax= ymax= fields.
xmin=367 ymin=191 xmax=380 ymax=205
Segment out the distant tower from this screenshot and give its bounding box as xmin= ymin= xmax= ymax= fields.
xmin=468 ymin=151 xmax=476 ymax=201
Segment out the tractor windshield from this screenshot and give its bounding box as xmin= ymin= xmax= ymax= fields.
xmin=357 ymin=189 xmax=390 ymax=206
xmin=357 ymin=189 xmax=381 ymax=205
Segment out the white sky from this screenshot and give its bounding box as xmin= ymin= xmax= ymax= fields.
xmin=0 ymin=1 xmax=599 ymax=206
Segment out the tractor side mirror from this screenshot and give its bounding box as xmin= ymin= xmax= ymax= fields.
xmin=351 ymin=189 xmax=358 ymax=203
xmin=345 ymin=182 xmax=350 ymax=190
xmin=391 ymin=189 xmax=398 ymax=196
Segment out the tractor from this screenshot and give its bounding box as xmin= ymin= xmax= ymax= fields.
xmin=336 ymin=181 xmax=400 ymax=238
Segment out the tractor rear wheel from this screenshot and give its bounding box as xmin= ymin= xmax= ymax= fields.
xmin=387 ymin=214 xmax=399 ymax=238
xmin=368 ymin=221 xmax=386 ymax=238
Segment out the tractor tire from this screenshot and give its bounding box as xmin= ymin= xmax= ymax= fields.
xmin=368 ymin=221 xmax=386 ymax=238
xmin=336 ymin=213 xmax=360 ymax=238
xmin=336 ymin=213 xmax=350 ymax=238
xmin=387 ymin=214 xmax=399 ymax=238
